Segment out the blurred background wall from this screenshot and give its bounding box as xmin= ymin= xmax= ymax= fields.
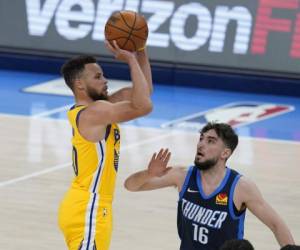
xmin=0 ymin=0 xmax=299 ymax=96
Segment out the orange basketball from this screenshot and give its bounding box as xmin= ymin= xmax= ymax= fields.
xmin=104 ymin=10 xmax=148 ymax=52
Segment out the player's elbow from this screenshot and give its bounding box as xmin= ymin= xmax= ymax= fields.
xmin=135 ymin=99 xmax=153 ymax=116
xmin=142 ymin=100 xmax=153 ymax=114
xmin=124 ymin=179 xmax=140 ymax=192
xmin=149 ymin=85 xmax=154 ymax=95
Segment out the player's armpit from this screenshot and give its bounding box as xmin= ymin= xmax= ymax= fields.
xmin=78 ymin=100 xmax=152 ymax=142
xmin=237 ymin=177 xmax=294 ymax=246
xmin=237 ymin=177 xmax=274 ymax=222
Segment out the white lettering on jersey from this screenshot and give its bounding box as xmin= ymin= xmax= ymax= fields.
xmin=181 ymin=198 xmax=228 ymax=229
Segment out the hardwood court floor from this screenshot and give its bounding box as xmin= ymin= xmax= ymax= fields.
xmin=0 ymin=115 xmax=299 ymax=250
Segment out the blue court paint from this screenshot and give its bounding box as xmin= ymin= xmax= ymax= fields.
xmin=0 ymin=69 xmax=299 ymax=142
xmin=0 ymin=69 xmax=72 ymax=116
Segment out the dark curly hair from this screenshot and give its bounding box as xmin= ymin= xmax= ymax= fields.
xmin=201 ymin=122 xmax=238 ymax=153
xmin=219 ymin=239 xmax=254 ymax=250
xmin=60 ymin=55 xmax=97 ymax=91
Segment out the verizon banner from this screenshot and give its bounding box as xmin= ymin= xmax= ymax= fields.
xmin=0 ymin=0 xmax=299 ymax=76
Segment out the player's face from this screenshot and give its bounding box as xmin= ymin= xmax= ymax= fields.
xmin=194 ymin=129 xmax=227 ymax=171
xmin=82 ymin=63 xmax=108 ymax=101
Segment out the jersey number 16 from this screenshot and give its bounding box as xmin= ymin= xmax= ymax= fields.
xmin=192 ymin=223 xmax=209 ymax=244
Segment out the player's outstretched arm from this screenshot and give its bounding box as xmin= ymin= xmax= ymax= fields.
xmin=78 ymin=41 xmax=152 ymax=142
xmin=106 ymin=41 xmax=152 ymax=107
xmin=236 ymin=177 xmax=295 ymax=247
xmin=124 ymin=149 xmax=185 ymax=191
xmin=108 ymin=43 xmax=152 ymax=103
xmin=78 ymin=98 xmax=152 ymax=142
xmin=135 ymin=48 xmax=153 ymax=94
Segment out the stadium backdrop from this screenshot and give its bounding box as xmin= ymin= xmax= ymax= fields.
xmin=0 ymin=0 xmax=299 ymax=95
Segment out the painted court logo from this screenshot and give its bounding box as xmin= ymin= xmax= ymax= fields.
xmin=161 ymin=102 xmax=294 ymax=130
xmin=216 ymin=193 xmax=228 ymax=206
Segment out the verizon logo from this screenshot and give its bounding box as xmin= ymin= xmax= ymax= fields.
xmin=25 ymin=0 xmax=300 ymax=58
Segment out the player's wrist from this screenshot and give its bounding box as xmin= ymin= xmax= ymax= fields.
xmin=146 ymin=168 xmax=157 ymax=178
xmin=127 ymin=56 xmax=139 ymax=67
xmin=137 ymin=46 xmax=146 ymax=52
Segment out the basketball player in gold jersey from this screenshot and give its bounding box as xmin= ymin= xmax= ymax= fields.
xmin=58 ymin=40 xmax=153 ymax=250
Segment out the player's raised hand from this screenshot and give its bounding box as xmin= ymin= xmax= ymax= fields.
xmin=105 ymin=40 xmax=135 ymax=63
xmin=147 ymin=148 xmax=172 ymax=177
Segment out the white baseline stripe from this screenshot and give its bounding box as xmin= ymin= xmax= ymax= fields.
xmin=0 ymin=162 xmax=70 ymax=187
xmin=0 ymin=131 xmax=175 ymax=188
xmin=31 ymin=104 xmax=72 ymax=118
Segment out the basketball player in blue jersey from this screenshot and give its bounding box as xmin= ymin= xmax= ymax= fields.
xmin=58 ymin=40 xmax=153 ymax=250
xmin=125 ymin=122 xmax=295 ymax=250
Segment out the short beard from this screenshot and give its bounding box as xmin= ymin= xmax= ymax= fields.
xmin=194 ymin=157 xmax=218 ymax=171
xmin=87 ymin=87 xmax=107 ymax=101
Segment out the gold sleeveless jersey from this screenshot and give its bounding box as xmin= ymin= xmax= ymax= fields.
xmin=58 ymin=105 xmax=121 ymax=250
xmin=68 ymin=105 xmax=120 ymax=196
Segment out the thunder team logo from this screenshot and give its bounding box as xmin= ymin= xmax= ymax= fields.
xmin=161 ymin=102 xmax=294 ymax=130
xmin=216 ymin=193 xmax=228 ymax=206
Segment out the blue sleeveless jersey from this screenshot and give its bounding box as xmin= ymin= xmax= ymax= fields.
xmin=177 ymin=166 xmax=246 ymax=250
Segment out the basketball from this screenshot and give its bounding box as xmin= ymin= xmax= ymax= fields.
xmin=104 ymin=10 xmax=148 ymax=52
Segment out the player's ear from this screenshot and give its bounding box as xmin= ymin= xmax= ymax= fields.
xmin=222 ymin=148 xmax=231 ymax=160
xmin=74 ymin=78 xmax=84 ymax=90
